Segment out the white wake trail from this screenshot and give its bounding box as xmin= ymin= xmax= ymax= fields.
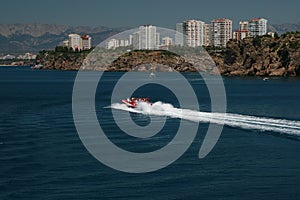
xmin=110 ymin=102 xmax=300 ymax=137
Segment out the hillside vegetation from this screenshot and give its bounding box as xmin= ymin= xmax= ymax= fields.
xmin=36 ymin=32 xmax=300 ymax=76
xmin=211 ymin=32 xmax=300 ymax=76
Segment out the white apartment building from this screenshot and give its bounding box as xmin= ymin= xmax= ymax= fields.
xmin=182 ymin=20 xmax=205 ymax=47
xmin=162 ymin=37 xmax=173 ymax=46
xmin=133 ymin=25 xmax=159 ymax=50
xmin=119 ymin=39 xmax=130 ymax=47
xmin=106 ymin=39 xmax=119 ymax=49
xmin=248 ymin=18 xmax=268 ymax=37
xmin=239 ymin=21 xmax=249 ymax=31
xmin=203 ymin=23 xmax=211 ymax=46
xmin=68 ymin=34 xmax=82 ymax=50
xmin=211 ymin=18 xmax=233 ymax=48
xmin=175 ymin=22 xmax=184 ymax=46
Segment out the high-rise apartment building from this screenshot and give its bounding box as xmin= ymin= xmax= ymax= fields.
xmin=211 ymin=18 xmax=233 ymax=47
xmin=239 ymin=21 xmax=249 ymax=31
xmin=175 ymin=20 xmax=205 ymax=47
xmin=162 ymin=37 xmax=173 ymax=46
xmin=68 ymin=34 xmax=92 ymax=51
xmin=175 ymin=23 xmax=184 ymax=46
xmin=233 ymin=30 xmax=249 ymax=41
xmin=81 ymin=34 xmax=92 ymax=50
xmin=68 ymin=34 xmax=82 ymax=50
xmin=248 ymin=18 xmax=268 ymax=37
xmin=203 ymin=23 xmax=211 ymax=46
xmin=133 ymin=25 xmax=159 ymax=50
xmin=182 ymin=20 xmax=204 ymax=47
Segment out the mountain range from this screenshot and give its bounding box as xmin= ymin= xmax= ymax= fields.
xmin=0 ymin=22 xmax=300 ymax=54
xmin=0 ymin=23 xmax=129 ymax=54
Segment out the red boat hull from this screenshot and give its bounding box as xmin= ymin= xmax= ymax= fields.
xmin=122 ymin=98 xmax=151 ymax=108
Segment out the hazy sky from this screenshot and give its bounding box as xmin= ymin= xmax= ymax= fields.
xmin=1 ymin=0 xmax=300 ymax=28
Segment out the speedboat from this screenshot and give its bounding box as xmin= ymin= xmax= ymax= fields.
xmin=122 ymin=97 xmax=152 ymax=108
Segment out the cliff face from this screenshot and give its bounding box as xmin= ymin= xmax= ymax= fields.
xmin=36 ymin=32 xmax=300 ymax=76
xmin=36 ymin=49 xmax=197 ymax=72
xmin=36 ymin=49 xmax=92 ymax=70
xmin=107 ymin=50 xmax=196 ymax=72
xmin=211 ymin=32 xmax=300 ymax=76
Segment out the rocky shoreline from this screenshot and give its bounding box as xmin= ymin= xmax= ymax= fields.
xmin=35 ymin=32 xmax=300 ymax=76
xmin=211 ymin=32 xmax=300 ymax=76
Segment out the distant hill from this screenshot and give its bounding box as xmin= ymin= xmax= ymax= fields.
xmin=0 ymin=23 xmax=129 ymax=54
xmin=1 ymin=22 xmax=300 ymax=54
xmin=270 ymin=22 xmax=300 ymax=34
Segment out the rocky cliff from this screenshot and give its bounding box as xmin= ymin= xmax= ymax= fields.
xmin=36 ymin=32 xmax=300 ymax=76
xmin=211 ymin=32 xmax=300 ymax=76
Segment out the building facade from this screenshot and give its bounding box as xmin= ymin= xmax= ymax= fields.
xmin=239 ymin=21 xmax=249 ymax=31
xmin=81 ymin=34 xmax=92 ymax=50
xmin=67 ymin=34 xmax=92 ymax=51
xmin=133 ymin=25 xmax=159 ymax=50
xmin=106 ymin=39 xmax=119 ymax=49
xmin=68 ymin=34 xmax=82 ymax=51
xmin=233 ymin=30 xmax=250 ymax=41
xmin=175 ymin=23 xmax=184 ymax=46
xmin=162 ymin=37 xmax=173 ymax=46
xmin=248 ymin=18 xmax=268 ymax=37
xmin=211 ymin=18 xmax=233 ymax=47
xmin=182 ymin=20 xmax=204 ymax=47
xmin=203 ymin=23 xmax=211 ymax=46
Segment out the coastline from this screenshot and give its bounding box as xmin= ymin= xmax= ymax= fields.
xmin=33 ymin=33 xmax=300 ymax=77
xmin=0 ymin=64 xmax=32 ymax=67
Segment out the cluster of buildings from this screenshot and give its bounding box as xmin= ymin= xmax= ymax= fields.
xmin=63 ymin=34 xmax=92 ymax=51
xmin=106 ymin=17 xmax=271 ymax=50
xmin=177 ymin=18 xmax=269 ymax=48
xmin=0 ymin=53 xmax=37 ymax=60
xmin=233 ymin=18 xmax=268 ymax=41
xmin=106 ymin=25 xmax=175 ymax=50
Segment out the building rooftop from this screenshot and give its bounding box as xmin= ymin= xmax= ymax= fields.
xmin=211 ymin=18 xmax=232 ymax=22
xmin=81 ymin=34 xmax=90 ymax=39
xmin=249 ymin=18 xmax=266 ymax=22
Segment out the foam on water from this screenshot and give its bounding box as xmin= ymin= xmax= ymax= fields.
xmin=110 ymin=102 xmax=300 ymax=137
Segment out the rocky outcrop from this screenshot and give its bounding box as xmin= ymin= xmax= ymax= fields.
xmin=106 ymin=50 xmax=196 ymax=72
xmin=35 ymin=49 xmax=89 ymax=71
xmin=36 ymin=32 xmax=300 ymax=76
xmin=210 ymin=32 xmax=300 ymax=76
xmin=36 ymin=49 xmax=197 ymax=72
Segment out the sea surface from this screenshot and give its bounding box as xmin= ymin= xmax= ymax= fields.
xmin=1 ymin=66 xmax=300 ymax=200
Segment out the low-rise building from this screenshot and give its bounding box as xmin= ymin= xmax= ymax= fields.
xmin=162 ymin=37 xmax=173 ymax=46
xmin=233 ymin=30 xmax=250 ymax=41
xmin=106 ymin=39 xmax=119 ymax=49
xmin=3 ymin=54 xmax=16 ymax=60
xmin=267 ymin=32 xmax=275 ymax=38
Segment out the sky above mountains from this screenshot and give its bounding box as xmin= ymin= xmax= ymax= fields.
xmin=1 ymin=0 xmax=300 ymax=29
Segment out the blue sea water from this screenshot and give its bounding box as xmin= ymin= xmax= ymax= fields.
xmin=1 ymin=66 xmax=300 ymax=199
